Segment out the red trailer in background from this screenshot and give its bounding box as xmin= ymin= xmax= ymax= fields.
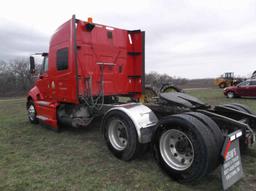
xmin=27 ymin=15 xmax=256 ymax=188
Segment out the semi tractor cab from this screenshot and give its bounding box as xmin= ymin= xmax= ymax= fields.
xmin=27 ymin=16 xmax=256 ymax=187
xmin=28 ymin=15 xmax=146 ymax=129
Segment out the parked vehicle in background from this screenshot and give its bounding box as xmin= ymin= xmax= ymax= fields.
xmin=214 ymin=72 xmax=244 ymax=88
xmin=224 ymin=79 xmax=256 ymax=98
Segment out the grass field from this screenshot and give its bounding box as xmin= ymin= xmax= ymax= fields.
xmin=0 ymin=89 xmax=256 ymax=191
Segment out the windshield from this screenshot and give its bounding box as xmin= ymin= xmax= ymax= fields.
xmin=237 ymin=81 xmax=249 ymax=87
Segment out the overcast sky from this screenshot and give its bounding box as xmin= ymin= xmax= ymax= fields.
xmin=0 ymin=0 xmax=256 ymax=78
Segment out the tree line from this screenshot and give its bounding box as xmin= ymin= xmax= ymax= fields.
xmin=0 ymin=58 xmax=35 ymax=97
xmin=145 ymin=71 xmax=188 ymax=89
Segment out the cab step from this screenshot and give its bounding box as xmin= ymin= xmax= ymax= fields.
xmin=35 ymin=101 xmax=58 ymax=129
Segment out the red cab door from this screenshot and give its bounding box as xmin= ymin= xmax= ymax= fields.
xmin=36 ymin=56 xmax=50 ymax=100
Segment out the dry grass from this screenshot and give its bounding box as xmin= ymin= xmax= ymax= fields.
xmin=0 ymin=89 xmax=256 ymax=191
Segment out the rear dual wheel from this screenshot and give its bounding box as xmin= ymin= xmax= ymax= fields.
xmin=108 ymin=118 xmax=128 ymax=151
xmin=219 ymin=83 xmax=226 ymax=88
xmin=159 ymin=128 xmax=194 ymax=172
xmin=153 ymin=112 xmax=223 ymax=182
xmin=103 ymin=111 xmax=147 ymax=161
xmin=103 ymin=110 xmax=224 ymax=182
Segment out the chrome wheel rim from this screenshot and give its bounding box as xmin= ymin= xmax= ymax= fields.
xmin=108 ymin=119 xmax=128 ymax=151
xmin=28 ymin=104 xmax=36 ymax=121
xmin=227 ymin=92 xmax=234 ymax=98
xmin=159 ymin=129 xmax=194 ymax=171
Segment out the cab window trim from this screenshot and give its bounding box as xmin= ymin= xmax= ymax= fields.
xmin=40 ymin=56 xmax=49 ymax=75
xmin=56 ymin=48 xmax=69 ymax=71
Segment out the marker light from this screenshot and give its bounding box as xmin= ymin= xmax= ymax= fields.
xmin=88 ymin=17 xmax=93 ymax=23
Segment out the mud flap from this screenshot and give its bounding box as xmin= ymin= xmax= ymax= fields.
xmin=221 ymin=130 xmax=244 ymax=190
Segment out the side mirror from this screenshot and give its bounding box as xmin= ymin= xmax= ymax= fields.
xmin=29 ymin=56 xmax=35 ymax=74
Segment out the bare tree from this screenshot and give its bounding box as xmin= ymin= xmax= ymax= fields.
xmin=145 ymin=72 xmax=187 ymax=89
xmin=0 ymin=57 xmax=35 ymax=97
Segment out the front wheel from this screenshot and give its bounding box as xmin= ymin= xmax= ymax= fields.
xmin=227 ymin=91 xmax=235 ymax=98
xmin=219 ymin=83 xmax=226 ymax=88
xmin=103 ymin=111 xmax=147 ymax=161
xmin=27 ymin=100 xmax=38 ymax=124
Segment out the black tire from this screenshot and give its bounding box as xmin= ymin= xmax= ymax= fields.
xmin=222 ymin=103 xmax=250 ymax=113
xmin=153 ymin=114 xmax=219 ymax=182
xmin=228 ymin=103 xmax=253 ymax=114
xmin=219 ymin=83 xmax=226 ymax=88
xmin=103 ymin=110 xmax=146 ymax=161
xmin=160 ymin=85 xmax=182 ymax=93
xmin=185 ymin=112 xmax=224 ymax=170
xmin=27 ymin=100 xmax=39 ymax=124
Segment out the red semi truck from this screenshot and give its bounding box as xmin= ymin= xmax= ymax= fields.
xmin=27 ymin=15 xmax=256 ymax=187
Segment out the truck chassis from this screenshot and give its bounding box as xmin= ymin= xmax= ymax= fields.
xmin=27 ymin=91 xmax=256 ymax=184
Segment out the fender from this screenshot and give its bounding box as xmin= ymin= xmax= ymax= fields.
xmin=27 ymin=85 xmax=40 ymax=102
xmin=102 ymin=103 xmax=158 ymax=143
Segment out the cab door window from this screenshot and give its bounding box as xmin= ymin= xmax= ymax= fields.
xmin=40 ymin=56 xmax=48 ymax=75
